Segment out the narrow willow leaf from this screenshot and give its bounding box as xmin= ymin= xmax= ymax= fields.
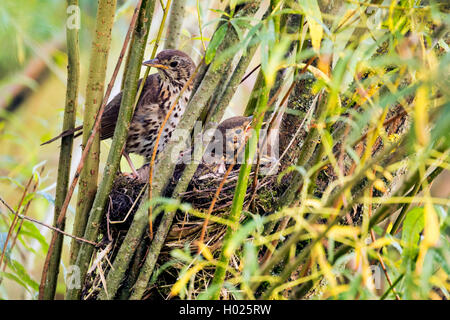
xmin=224 ymin=219 xmax=258 ymax=258
xmin=9 ymin=259 xmax=39 ymax=291
xmin=401 ymin=207 xmax=424 ymax=271
xmin=21 ymin=220 xmax=49 ymax=252
xmin=434 ymin=242 xmax=450 ymax=275
xmin=424 ymin=202 xmax=440 ymax=247
xmin=414 ymin=85 xmax=430 ymax=146
xmin=171 ymin=262 xmax=208 ymax=296
xmin=322 ymin=129 xmax=334 ymax=151
xmin=208 ymin=8 xmax=230 ymax=17
xmin=0 ymin=271 xmax=32 ymax=294
xmin=170 ymin=248 xmax=193 ymax=264
xmin=36 ymin=191 xmax=55 ymax=205
xmin=298 ymin=0 xmax=323 ymax=52
xmin=205 ymin=23 xmax=228 ymax=64
xmin=198 ymin=242 xmax=214 ymax=261
xmin=230 ymin=19 xmax=243 ymax=41
xmin=196 ymin=282 xmax=221 ymax=300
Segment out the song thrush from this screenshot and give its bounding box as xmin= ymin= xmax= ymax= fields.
xmin=210 ymin=115 xmax=277 ymax=173
xmin=42 ymin=49 xmax=196 ymax=176
xmin=216 ymin=115 xmax=253 ymax=165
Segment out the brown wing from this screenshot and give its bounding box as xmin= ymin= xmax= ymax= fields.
xmin=100 ymin=74 xmax=161 ymax=140
xmin=100 ymin=90 xmax=122 ymax=140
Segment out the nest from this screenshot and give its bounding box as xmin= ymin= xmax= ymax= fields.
xmin=82 ymin=160 xmax=279 ymax=299
xmin=110 ymin=162 xmax=276 ymax=252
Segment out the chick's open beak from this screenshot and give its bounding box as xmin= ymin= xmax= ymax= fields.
xmin=142 ymin=58 xmax=169 ymax=69
xmin=244 ymin=116 xmax=253 ymax=133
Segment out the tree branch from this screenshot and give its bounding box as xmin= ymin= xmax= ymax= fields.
xmin=38 ymin=0 xmax=80 ymax=300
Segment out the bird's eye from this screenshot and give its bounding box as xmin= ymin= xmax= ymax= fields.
xmin=170 ymin=61 xmax=178 ymax=68
xmin=235 ymin=129 xmax=242 ymax=134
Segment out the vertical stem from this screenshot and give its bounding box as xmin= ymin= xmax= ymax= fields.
xmin=210 ymin=84 xmax=271 ymax=299
xmin=38 ymin=0 xmax=80 ymax=300
xmin=70 ymin=0 xmax=117 ymax=261
xmin=205 ymin=30 xmax=262 ymax=125
xmin=164 ymin=0 xmax=186 ymax=49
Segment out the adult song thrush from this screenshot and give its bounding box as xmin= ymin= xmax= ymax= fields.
xmin=42 ymin=49 xmax=196 ymax=176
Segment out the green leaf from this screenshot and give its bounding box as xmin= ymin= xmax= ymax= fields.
xmin=231 ymin=16 xmax=254 ymax=29
xmin=338 ymin=274 xmax=362 ymax=300
xmin=19 ymin=228 xmax=48 ymax=252
xmin=296 ymin=0 xmax=323 ymax=52
xmin=203 ymin=17 xmax=227 ymax=29
xmin=433 ymin=244 xmax=450 ymax=275
xmin=36 ymin=191 xmax=55 ymax=205
xmin=401 ymin=207 xmax=424 ymax=271
xmin=205 ymin=23 xmax=228 ymax=64
xmin=196 ymin=282 xmax=221 ymax=300
xmin=322 ymin=130 xmax=334 ymax=151
xmin=170 ymin=248 xmax=193 ymax=264
xmin=0 ymin=271 xmax=32 ymax=294
xmin=20 ymin=220 xmax=49 ymax=252
xmin=224 ymin=219 xmax=259 ymax=257
xmin=208 ymin=8 xmax=230 ymax=17
xmin=419 ymin=250 xmax=435 ymax=297
xmin=230 ymin=19 xmax=243 ymax=41
xmin=8 ymin=259 xmax=39 ymax=292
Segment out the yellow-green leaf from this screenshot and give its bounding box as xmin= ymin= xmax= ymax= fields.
xmin=205 ymin=24 xmax=228 ymax=64
xmin=298 ymin=0 xmax=323 ymax=52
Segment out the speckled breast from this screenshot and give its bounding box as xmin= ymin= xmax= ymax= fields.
xmin=124 ymin=84 xmax=191 ymax=160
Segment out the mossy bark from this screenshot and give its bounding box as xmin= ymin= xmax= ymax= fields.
xmin=164 ymin=0 xmax=186 ymax=50
xmin=69 ymin=0 xmax=117 ymax=267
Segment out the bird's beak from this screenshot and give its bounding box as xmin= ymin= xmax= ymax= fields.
xmin=244 ymin=116 xmax=253 ymax=133
xmin=142 ymin=58 xmax=169 ymax=69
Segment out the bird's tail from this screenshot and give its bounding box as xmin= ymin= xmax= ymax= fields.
xmin=40 ymin=125 xmax=83 ymax=146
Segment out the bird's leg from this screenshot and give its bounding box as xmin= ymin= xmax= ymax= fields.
xmin=123 ymin=151 xmax=139 ymax=178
